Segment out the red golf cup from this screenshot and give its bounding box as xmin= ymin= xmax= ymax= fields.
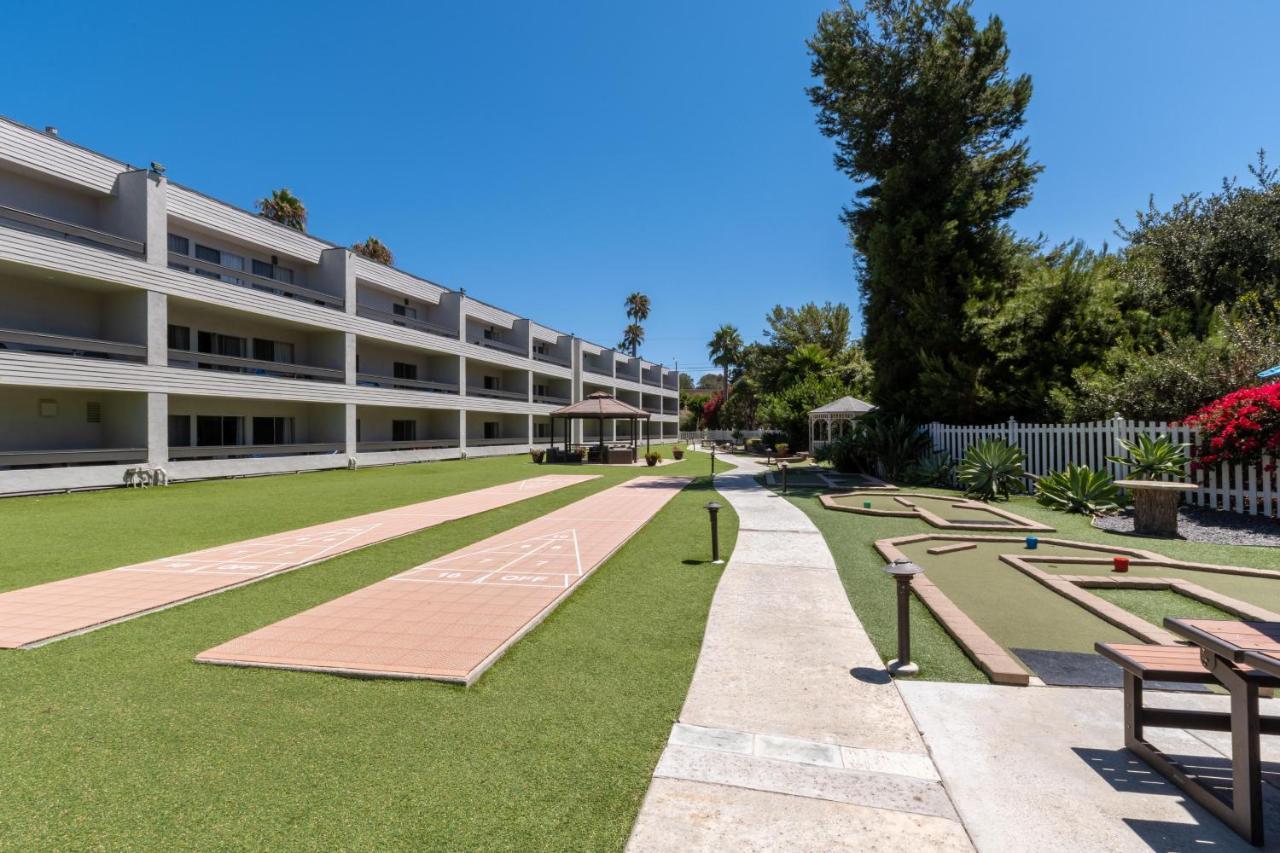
xmin=1113 ymin=556 xmax=1130 ymax=573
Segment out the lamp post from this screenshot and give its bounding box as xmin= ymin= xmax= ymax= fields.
xmin=781 ymin=462 xmax=789 ymax=495
xmin=705 ymin=501 xmax=724 ymax=564
xmin=883 ymin=557 xmax=924 ymax=676
xmin=710 ymin=445 xmax=716 ymax=479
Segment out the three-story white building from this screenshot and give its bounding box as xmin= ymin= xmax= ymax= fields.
xmin=0 ymin=116 xmax=680 ymax=496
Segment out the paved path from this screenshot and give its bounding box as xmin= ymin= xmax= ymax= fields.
xmin=198 ymin=477 xmax=689 ymax=685
xmin=0 ymin=474 xmax=596 ymax=649
xmin=627 ymin=455 xmax=971 ymax=851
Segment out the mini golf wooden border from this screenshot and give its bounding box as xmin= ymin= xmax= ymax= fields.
xmin=0 ymin=474 xmax=598 ymax=650
xmin=874 ymin=533 xmax=1280 ymax=686
xmin=196 ymin=476 xmax=692 ymax=686
xmin=824 ymin=491 xmax=1055 ymax=532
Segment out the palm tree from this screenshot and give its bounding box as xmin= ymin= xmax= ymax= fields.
xmin=708 ymin=324 xmax=743 ymax=399
xmin=619 ymin=323 xmax=645 ymax=357
xmin=352 ymin=236 xmax=394 ymax=265
xmin=255 ymin=188 xmax=307 ymax=231
xmin=624 ymin=292 xmax=651 ymax=323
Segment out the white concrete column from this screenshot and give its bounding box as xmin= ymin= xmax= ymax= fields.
xmin=319 ymin=248 xmax=355 ymax=314
xmin=527 ymin=413 xmax=534 ymax=449
xmin=458 ymin=355 xmax=467 ymax=397
xmin=344 ymin=403 xmax=357 ymax=457
xmin=145 ymin=290 xmax=167 ymax=367
xmin=105 ymin=168 xmax=167 ymax=267
xmin=458 ymin=410 xmax=467 ymax=456
xmin=343 ymin=332 xmax=356 ymax=385
xmin=146 ymin=392 xmax=167 ymax=467
xmin=571 ymin=337 xmax=584 ymax=445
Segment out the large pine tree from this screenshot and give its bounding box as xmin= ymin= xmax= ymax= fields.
xmin=808 ymin=0 xmax=1040 ymax=421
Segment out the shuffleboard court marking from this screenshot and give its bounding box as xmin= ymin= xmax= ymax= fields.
xmin=195 ymin=476 xmax=691 ymax=685
xmin=0 ymin=474 xmax=597 ymax=650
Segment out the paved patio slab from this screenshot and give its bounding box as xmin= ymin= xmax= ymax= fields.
xmin=0 ymin=474 xmax=596 ymax=649
xmin=196 ymin=476 xmax=688 ymax=684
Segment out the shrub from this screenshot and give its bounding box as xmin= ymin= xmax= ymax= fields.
xmin=645 ymin=451 xmax=661 ymax=467
xmin=826 ymin=432 xmax=871 ymax=474
xmin=761 ymin=431 xmax=788 ymax=450
xmin=672 ymin=445 xmax=685 ymax=460
xmin=1182 ymin=380 xmax=1280 ymax=470
xmin=904 ymin=450 xmax=953 ymax=487
xmin=1036 ymin=465 xmax=1122 ymax=515
xmin=529 ymin=448 xmax=545 ymax=464
xmin=956 ymin=439 xmax=1026 ymax=501
xmin=860 ymin=414 xmax=929 ymax=480
xmin=1105 ymin=434 xmax=1190 ymax=480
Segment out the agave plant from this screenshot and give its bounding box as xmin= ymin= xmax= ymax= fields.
xmin=956 ymin=439 xmax=1025 ymax=501
xmin=1105 ymin=434 xmax=1190 ymax=480
xmin=1036 ymin=465 xmax=1122 ymax=515
xmin=904 ymin=450 xmax=954 ymax=487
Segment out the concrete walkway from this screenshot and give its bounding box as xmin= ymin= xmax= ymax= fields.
xmin=627 ymin=455 xmax=971 ymax=851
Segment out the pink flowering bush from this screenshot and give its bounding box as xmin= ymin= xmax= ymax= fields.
xmin=1181 ymin=381 xmax=1280 ymax=471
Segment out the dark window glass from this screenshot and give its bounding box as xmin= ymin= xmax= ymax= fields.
xmin=252 ymin=259 xmax=274 ymax=278
xmin=253 ymin=339 xmax=274 ymax=361
xmin=392 ymin=420 xmax=417 ymax=441
xmin=393 ymin=362 xmax=418 ymax=380
xmin=167 ymin=415 xmax=191 ymax=447
xmin=275 ymin=267 xmax=294 ymax=284
xmin=483 ymin=375 xmax=498 ymax=390
xmin=167 ymin=324 xmax=190 ymax=350
xmin=196 ymin=416 xmax=223 ymax=446
xmin=484 ymin=421 xmax=500 ymax=439
xmin=167 ymin=234 xmax=189 ymax=255
xmin=194 ymin=244 xmax=219 ymax=264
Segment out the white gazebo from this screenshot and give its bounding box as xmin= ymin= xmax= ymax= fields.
xmin=809 ymin=395 xmax=876 ymax=451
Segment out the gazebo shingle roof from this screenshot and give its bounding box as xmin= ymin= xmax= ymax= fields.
xmin=549 ymin=391 xmax=650 ymax=419
xmin=809 ymin=395 xmax=876 ymax=416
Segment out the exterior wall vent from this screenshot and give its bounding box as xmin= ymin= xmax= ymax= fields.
xmin=44 ymin=126 xmax=59 ymax=137
xmin=86 ymin=401 xmax=102 ymax=423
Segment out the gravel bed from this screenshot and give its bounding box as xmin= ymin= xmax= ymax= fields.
xmin=1093 ymin=505 xmax=1280 ymax=547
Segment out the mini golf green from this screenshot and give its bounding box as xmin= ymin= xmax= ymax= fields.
xmin=826 ymin=492 xmax=1048 ymax=529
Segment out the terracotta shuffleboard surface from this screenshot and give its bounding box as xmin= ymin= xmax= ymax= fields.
xmin=197 ymin=476 xmax=690 ymax=685
xmin=0 ymin=475 xmax=597 ymax=649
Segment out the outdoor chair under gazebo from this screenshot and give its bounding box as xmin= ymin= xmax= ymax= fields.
xmin=547 ymin=391 xmax=652 ymax=464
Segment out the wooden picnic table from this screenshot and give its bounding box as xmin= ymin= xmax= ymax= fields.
xmin=1162 ymin=618 xmax=1280 ymax=844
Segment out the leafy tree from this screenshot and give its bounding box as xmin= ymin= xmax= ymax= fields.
xmin=624 ymin=292 xmax=651 ymax=323
xmin=256 ymin=188 xmax=307 ymax=231
xmin=708 ymin=324 xmax=743 ymax=399
xmin=808 ymin=0 xmax=1040 ymax=420
xmin=618 ymin=323 xmax=645 ymax=357
xmin=620 ymin=293 xmax=651 ymax=356
xmin=678 ymin=372 xmax=695 ymax=390
xmin=696 ymin=373 xmax=723 ymax=390
xmin=352 ymin=236 xmax=394 ymax=265
xmin=756 ymin=373 xmax=850 ymax=449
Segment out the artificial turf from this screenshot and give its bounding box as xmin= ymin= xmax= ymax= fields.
xmin=779 ymin=476 xmax=1280 ymax=685
xmin=0 ymin=448 xmax=736 ymax=850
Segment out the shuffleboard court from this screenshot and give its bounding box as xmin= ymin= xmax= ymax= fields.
xmin=196 ymin=475 xmax=691 ymax=685
xmin=0 ymin=474 xmax=597 ymax=649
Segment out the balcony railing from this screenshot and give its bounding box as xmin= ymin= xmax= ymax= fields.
xmin=357 ymin=439 xmax=459 ymax=452
xmin=467 ymin=436 xmax=529 ymax=447
xmin=532 ymin=351 xmax=571 ymax=368
xmin=0 ymin=447 xmax=147 ymax=468
xmin=532 ymin=392 xmax=570 ymax=405
xmin=168 ymin=252 xmax=344 ymax=310
xmin=169 ymin=349 xmax=345 ymax=383
xmin=643 ymin=406 xmax=662 ymax=414
xmin=470 ymin=336 xmax=527 ymax=356
xmin=583 ymin=364 xmax=613 ymax=378
xmin=0 ymin=204 xmax=145 ymax=257
xmin=355 ymin=304 xmax=458 ymax=339
xmin=0 ymin=328 xmax=147 ymax=362
xmin=356 ymin=372 xmax=459 ymax=394
xmin=467 ymin=386 xmax=528 ymax=401
xmin=169 ymin=442 xmax=344 ymax=461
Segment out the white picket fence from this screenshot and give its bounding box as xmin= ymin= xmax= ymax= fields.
xmin=679 ymin=429 xmax=770 ymax=443
xmin=927 ymin=417 xmax=1279 ymax=519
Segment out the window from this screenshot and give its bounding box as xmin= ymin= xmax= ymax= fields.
xmin=392 ymin=303 xmax=418 ymax=321
xmin=355 ymin=419 xmax=362 ymax=442
xmin=168 ymin=234 xmax=189 ymax=255
xmin=534 ymin=421 xmax=550 ymax=438
xmin=168 ymin=415 xmax=191 ymax=447
xmin=252 ymin=416 xmax=294 ymax=445
xmin=532 ymin=383 xmax=548 ymax=397
xmin=252 ymin=339 xmax=295 ymax=363
xmin=196 ymin=415 xmax=243 ymax=447
xmin=392 ymin=420 xmax=417 ymax=442
xmin=483 ymin=327 xmax=499 ymax=341
xmin=252 ymin=259 xmax=273 ymax=278
xmin=275 ymin=266 xmax=294 ymax=284
xmin=533 ymin=342 xmax=547 ymax=355
xmin=197 ymin=331 xmax=246 ymax=359
xmin=483 ymin=421 xmax=500 ymax=440
xmin=195 ymin=244 xmax=220 ymax=264
xmin=167 ymin=324 xmax=191 ymax=351
xmin=483 ymin=375 xmax=500 ymax=391
xmin=393 ymin=362 xmax=418 ymax=380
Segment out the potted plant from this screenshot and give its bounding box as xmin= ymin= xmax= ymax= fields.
xmin=672 ymin=444 xmax=685 ymax=460
xmin=529 ymin=448 xmax=545 ymax=464
xmin=776 ymin=442 xmax=790 ymax=458
xmin=645 ymin=451 xmax=661 ymax=467
xmin=578 ymin=447 xmax=590 ymax=464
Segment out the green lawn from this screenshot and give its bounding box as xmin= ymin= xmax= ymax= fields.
xmin=778 ymin=477 xmax=1280 ymax=685
xmin=0 ymin=449 xmax=736 ymax=850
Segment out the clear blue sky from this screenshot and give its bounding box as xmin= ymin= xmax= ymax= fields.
xmin=4 ymin=1 xmax=1278 ymax=379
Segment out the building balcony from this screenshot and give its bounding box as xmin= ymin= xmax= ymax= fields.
xmin=356 ymin=438 xmax=459 ymax=452
xmin=532 ymin=392 xmax=570 ymax=405
xmin=467 ymin=436 xmax=529 ymax=447
xmin=0 ymin=447 xmax=147 ymax=469
xmin=355 ymin=304 xmax=458 ymax=339
xmin=0 ymin=203 xmax=145 ymax=258
xmin=169 ymin=349 xmax=345 ymax=383
xmin=0 ymin=328 xmax=147 ymax=362
xmin=167 ymin=252 xmax=344 ymax=311
xmin=472 ymin=337 xmax=527 ymax=357
xmin=467 ymin=387 xmax=527 ymax=402
xmin=532 ymin=351 xmax=571 ymax=368
xmin=583 ymin=364 xmax=613 ymax=378
xmin=168 ymin=442 xmax=344 ymax=461
xmin=356 ymin=373 xmax=459 ymax=394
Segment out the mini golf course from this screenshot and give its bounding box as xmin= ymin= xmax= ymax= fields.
xmin=823 ymin=490 xmax=1054 ymax=531
xmin=875 ymin=532 xmax=1280 ymax=687
xmin=764 ymin=469 xmax=895 ymax=490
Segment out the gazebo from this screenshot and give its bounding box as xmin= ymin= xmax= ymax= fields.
xmin=548 ymin=391 xmax=651 ymax=464
xmin=809 ymin=395 xmax=876 ymax=451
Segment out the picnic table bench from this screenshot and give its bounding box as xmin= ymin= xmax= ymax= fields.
xmin=1099 ymin=622 xmax=1280 ymax=845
